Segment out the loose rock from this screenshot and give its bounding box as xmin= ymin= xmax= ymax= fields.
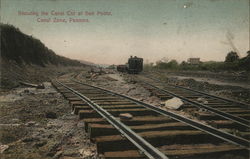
xmin=25 ymin=121 xmax=36 ymax=127
xmin=163 ymin=97 xmax=184 ymax=110
xmin=0 ymin=145 xmax=9 ymax=153
xmin=37 ymin=84 xmax=45 ymax=89
xmin=197 ymin=97 xmax=208 ymax=104
xmin=45 ymin=112 xmax=57 ymax=119
xmin=119 ymin=113 xmax=133 ymax=120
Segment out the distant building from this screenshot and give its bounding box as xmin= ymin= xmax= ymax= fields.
xmin=187 ymin=58 xmax=200 ymax=65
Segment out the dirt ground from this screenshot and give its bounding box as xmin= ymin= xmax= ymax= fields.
xmin=0 ymin=64 xmax=98 ymax=159
xmin=0 ymin=82 xmax=97 ymax=159
xmin=0 ymin=60 xmax=89 ymax=89
xmin=160 ymin=70 xmax=250 ymax=84
xmin=84 ymin=73 xmax=161 ymax=106
xmin=145 ymin=71 xmax=250 ymax=104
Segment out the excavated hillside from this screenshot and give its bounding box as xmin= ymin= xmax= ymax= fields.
xmin=0 ymin=24 xmax=88 ymax=89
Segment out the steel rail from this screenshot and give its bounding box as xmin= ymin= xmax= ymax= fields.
xmin=55 ymin=80 xmax=168 ymax=159
xmin=143 ymin=81 xmax=250 ymax=128
xmin=73 ymin=79 xmax=250 ymax=148
xmin=172 ymin=84 xmax=250 ymax=109
xmin=145 ymin=74 xmax=250 ymax=109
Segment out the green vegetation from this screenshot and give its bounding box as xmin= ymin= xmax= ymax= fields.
xmin=225 ymin=51 xmax=239 ymax=62
xmin=144 ymin=51 xmax=250 ymax=71
xmin=1 ymin=23 xmax=85 ymax=67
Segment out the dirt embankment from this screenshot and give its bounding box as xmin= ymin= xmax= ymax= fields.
xmin=160 ymin=70 xmax=250 ymax=84
xmin=162 ymin=75 xmax=250 ymax=104
xmin=1 ymin=23 xmax=88 ymax=89
xmin=145 ymin=71 xmax=250 ymax=104
xmin=0 ymin=60 xmax=89 ymax=89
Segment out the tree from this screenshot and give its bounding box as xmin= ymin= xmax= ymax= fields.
xmin=181 ymin=61 xmax=187 ymax=65
xmin=168 ymin=60 xmax=178 ymax=69
xmin=225 ymin=51 xmax=239 ymax=62
xmin=247 ymin=50 xmax=250 ymax=57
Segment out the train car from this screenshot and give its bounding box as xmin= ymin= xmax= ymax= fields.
xmin=127 ymin=56 xmax=143 ymax=74
xmin=117 ymin=56 xmax=143 ymax=74
xmin=116 ymin=65 xmax=127 ymax=72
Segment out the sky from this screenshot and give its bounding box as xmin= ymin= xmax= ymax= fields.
xmin=1 ymin=0 xmax=249 ymax=65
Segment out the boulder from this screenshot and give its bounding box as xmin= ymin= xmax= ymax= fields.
xmin=163 ymin=97 xmax=184 ymax=110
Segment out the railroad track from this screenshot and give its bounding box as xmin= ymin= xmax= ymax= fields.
xmin=52 ymin=79 xmax=249 ymax=159
xmin=136 ymin=74 xmax=250 ymax=140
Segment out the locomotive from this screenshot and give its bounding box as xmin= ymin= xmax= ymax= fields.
xmin=117 ymin=56 xmax=143 ymax=74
